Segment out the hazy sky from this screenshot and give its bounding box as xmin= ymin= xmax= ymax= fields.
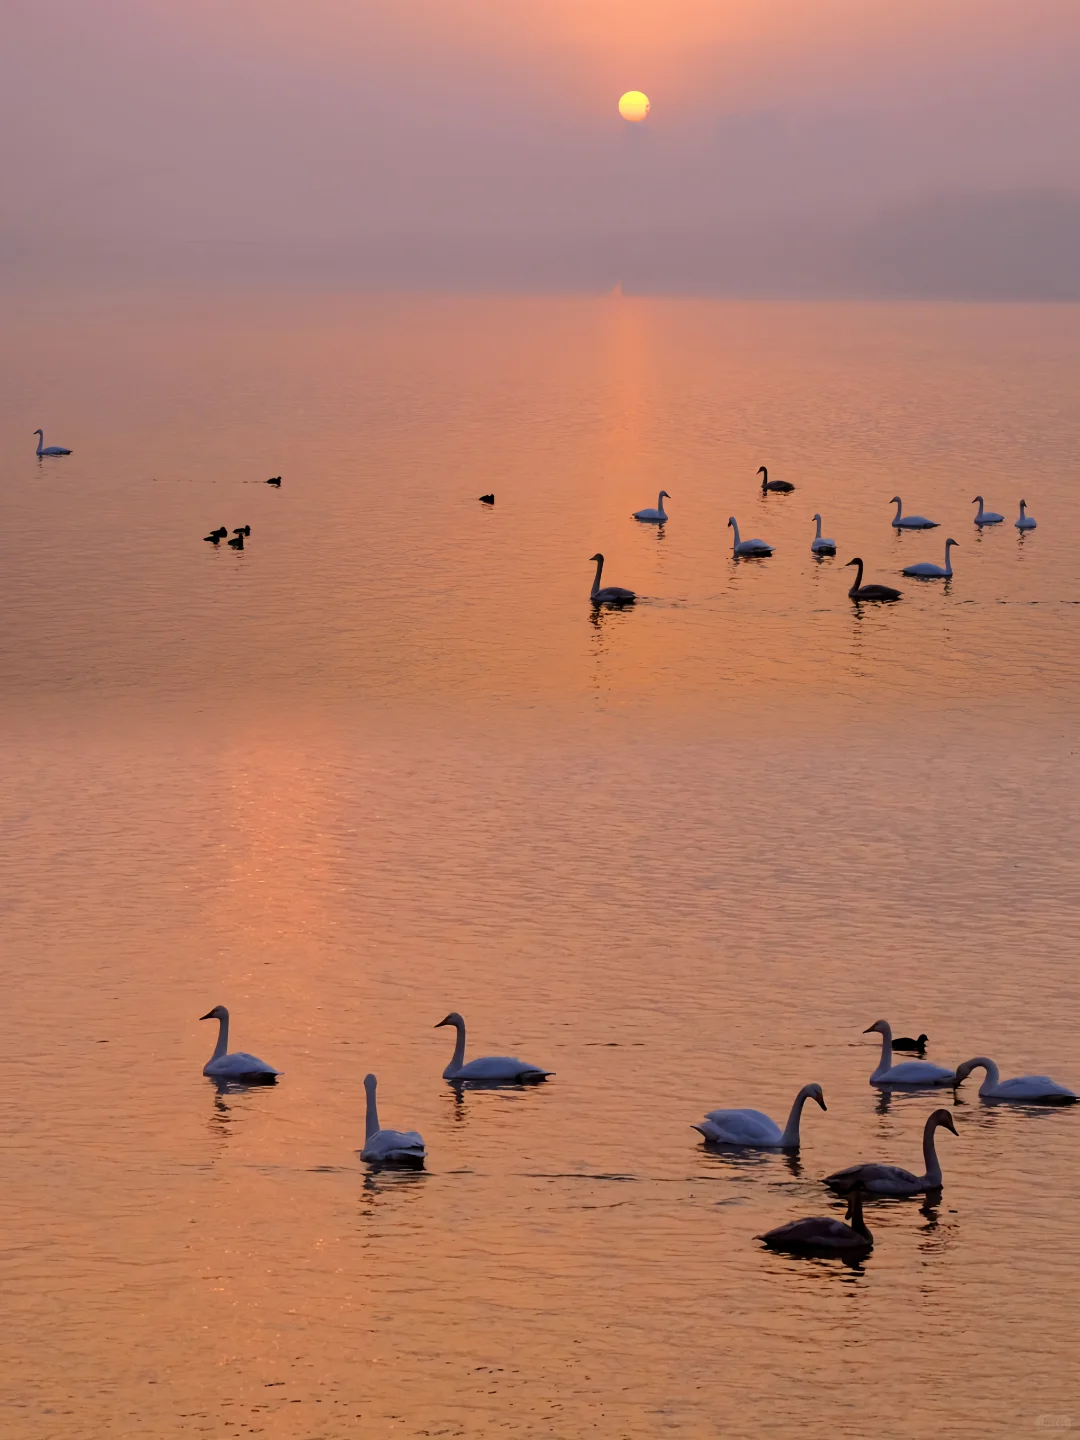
xmin=5 ymin=0 xmax=1080 ymax=293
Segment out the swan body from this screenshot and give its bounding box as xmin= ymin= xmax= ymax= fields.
xmin=200 ymin=1005 xmax=279 ymax=1081
xmin=810 ymin=514 xmax=836 ymax=555
xmin=632 ymin=490 xmax=670 ymax=523
xmin=589 ymin=553 xmax=635 ymax=606
xmin=694 ymin=1083 xmax=826 ymax=1148
xmin=34 ymin=429 xmax=71 ymax=457
xmin=1015 ymin=499 xmax=1037 ymax=530
xmin=728 ymin=517 xmax=773 ymax=557
xmin=893 ymin=1033 xmax=928 ymax=1054
xmin=758 ymin=466 xmax=795 ymax=493
xmin=890 ymin=497 xmax=938 ymax=529
xmin=954 ymin=1057 xmax=1076 ymax=1104
xmin=758 ymin=1191 xmax=872 ymax=1258
xmin=825 ymin=1108 xmax=958 ymax=1196
xmin=972 ymin=496 xmax=1003 ymax=525
xmin=360 ymin=1074 xmax=426 ymax=1166
xmin=846 ymin=558 xmax=901 ymax=602
xmin=865 ymin=1019 xmax=954 ymax=1086
xmin=902 ymin=537 xmax=958 ymax=578
xmin=435 ymin=1012 xmax=552 ymax=1084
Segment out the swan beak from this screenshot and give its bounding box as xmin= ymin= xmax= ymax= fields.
xmin=817 ymin=1096 xmax=828 ymax=1111
xmin=944 ymin=1114 xmax=959 ymax=1135
xmin=199 ymin=1010 xmax=217 ymax=1021
xmin=434 ymin=1017 xmax=450 ymax=1028
xmin=862 ymin=1024 xmax=877 ymax=1033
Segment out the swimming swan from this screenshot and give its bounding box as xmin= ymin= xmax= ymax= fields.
xmin=811 ymin=515 xmax=836 ymax=555
xmin=846 ymin=558 xmax=901 ymax=602
xmin=758 ymin=1190 xmax=872 ymax=1258
xmin=589 ymin=553 xmax=635 ymax=605
xmin=972 ymin=497 xmax=1003 ymax=525
xmin=200 ymin=1005 xmax=279 ymax=1081
xmin=34 ymin=429 xmax=71 ymax=457
xmin=728 ymin=518 xmax=773 ymax=557
xmin=890 ymin=497 xmax=938 ymax=529
xmin=694 ymin=1083 xmax=826 ymax=1148
xmin=865 ymin=1019 xmax=954 ymax=1086
xmin=953 ymin=1057 xmax=1076 ymax=1104
xmin=359 ymin=1074 xmax=427 ymax=1166
xmin=632 ymin=491 xmax=670 ymax=523
xmin=1015 ymin=500 xmax=1037 ymax=530
xmin=824 ymin=1108 xmax=958 ymax=1196
xmin=758 ymin=467 xmax=795 ymax=493
xmin=902 ymin=538 xmax=958 ymax=578
xmin=435 ymin=1012 xmax=552 ymax=1084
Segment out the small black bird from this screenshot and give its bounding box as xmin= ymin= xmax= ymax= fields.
xmin=233 ymin=525 xmax=251 ymax=536
xmin=203 ymin=526 xmax=228 ymax=543
xmin=266 ymin=476 xmax=281 ymax=487
xmin=227 ymin=532 xmax=244 ymax=549
xmin=893 ymin=1033 xmax=929 ymax=1054
xmin=479 ymin=494 xmax=494 ymax=505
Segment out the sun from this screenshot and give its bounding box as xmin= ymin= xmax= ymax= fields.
xmin=618 ymin=91 xmax=650 ymax=123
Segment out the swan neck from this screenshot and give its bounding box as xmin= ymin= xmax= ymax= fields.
xmin=591 ymin=557 xmax=604 ymax=596
xmin=968 ymin=1057 xmax=999 ymax=1095
xmin=730 ymin=519 xmax=741 ymax=550
xmin=36 ymin=433 xmax=44 ymax=455
xmin=779 ymin=1088 xmax=809 ymax=1147
xmin=656 ymin=492 xmax=666 ymax=517
xmin=923 ymin=1116 xmax=944 ymax=1185
xmin=849 ymin=560 xmax=864 ymax=595
xmin=894 ymin=498 xmax=902 ymax=518
xmin=210 ymin=1014 xmax=229 ymax=1062
xmin=849 ymin=1195 xmax=872 ymax=1242
xmin=448 ymin=1019 xmax=466 ymax=1073
xmin=873 ymin=1028 xmax=892 ymax=1078
xmin=815 ymin=516 xmax=822 ymax=539
xmin=365 ymin=1083 xmax=380 ymax=1140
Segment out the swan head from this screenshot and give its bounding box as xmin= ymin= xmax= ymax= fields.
xmin=805 ymin=1083 xmax=827 ymax=1111
xmin=200 ymin=1005 xmax=229 ymax=1022
xmin=363 ymin=1072 xmax=377 ymax=1092
xmin=862 ymin=1019 xmax=891 ymax=1038
xmin=435 ymin=1011 xmax=465 ymax=1030
xmin=756 ymin=467 xmax=766 ymax=476
xmin=945 ymin=537 xmax=959 ymax=547
xmin=928 ymin=1108 xmax=959 ymax=1137
xmin=33 ymin=429 xmax=43 ymax=437
xmin=889 ymin=496 xmax=901 ymax=504
xmin=1019 ymin=498 xmax=1027 ymax=508
xmin=972 ymin=497 xmax=982 ymax=505
xmin=589 ymin=553 xmax=604 ymax=564
xmin=846 ymin=557 xmax=863 ymax=569
xmin=727 ymin=517 xmax=736 ymax=529
xmin=813 ymin=513 xmax=822 ymax=523
xmin=659 ymin=490 xmax=671 ymax=499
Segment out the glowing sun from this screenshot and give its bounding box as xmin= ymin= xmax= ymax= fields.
xmin=618 ymin=91 xmax=650 ymax=123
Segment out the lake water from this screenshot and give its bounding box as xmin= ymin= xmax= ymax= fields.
xmin=1 ymin=292 xmax=1078 ymax=1439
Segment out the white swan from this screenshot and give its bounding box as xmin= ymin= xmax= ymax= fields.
xmin=954 ymin=1056 xmax=1076 ymax=1104
xmin=728 ymin=517 xmax=773 ymax=557
xmin=435 ymin=1012 xmax=552 ymax=1084
xmin=902 ymin=537 xmax=958 ymax=578
xmin=200 ymin=1005 xmax=279 ymax=1081
xmin=359 ymin=1074 xmax=427 ymax=1166
xmin=694 ymin=1083 xmax=826 ymax=1148
xmin=890 ymin=496 xmax=938 ymax=529
xmin=824 ymin=1108 xmax=958 ymax=1196
xmin=34 ymin=429 xmax=72 ymax=457
xmin=810 ymin=514 xmax=836 ymax=555
xmin=865 ymin=1019 xmax=955 ymax=1086
xmin=1015 ymin=499 xmax=1037 ymax=530
xmin=632 ymin=490 xmax=670 ymax=523
xmin=589 ymin=553 xmax=636 ymax=606
xmin=972 ymin=496 xmax=1003 ymax=525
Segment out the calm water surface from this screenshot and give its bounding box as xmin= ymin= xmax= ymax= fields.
xmin=0 ymin=293 xmax=1078 ymax=1439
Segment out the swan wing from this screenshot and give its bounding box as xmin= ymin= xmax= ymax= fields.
xmin=825 ymin=1163 xmax=920 ymax=1193
xmin=874 ymin=1061 xmax=954 ymax=1085
xmin=361 ymin=1128 xmax=426 ymax=1164
xmin=700 ymin=1109 xmax=782 ymax=1145
xmin=995 ymin=1075 xmax=1076 ymax=1100
xmin=759 ymin=1216 xmax=852 ymax=1245
xmin=453 ymin=1055 xmax=551 ymax=1082
xmin=204 ymin=1051 xmax=279 ymax=1078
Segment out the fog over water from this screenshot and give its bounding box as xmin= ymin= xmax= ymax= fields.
xmin=5 ymin=0 xmax=1080 ymax=295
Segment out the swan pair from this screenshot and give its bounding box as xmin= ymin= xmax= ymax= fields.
xmin=902 ymin=538 xmax=958 ymax=578
xmin=728 ymin=518 xmax=773 ymax=557
xmin=632 ymin=491 xmax=670 ymax=523
xmin=34 ymin=429 xmax=71 ymax=457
